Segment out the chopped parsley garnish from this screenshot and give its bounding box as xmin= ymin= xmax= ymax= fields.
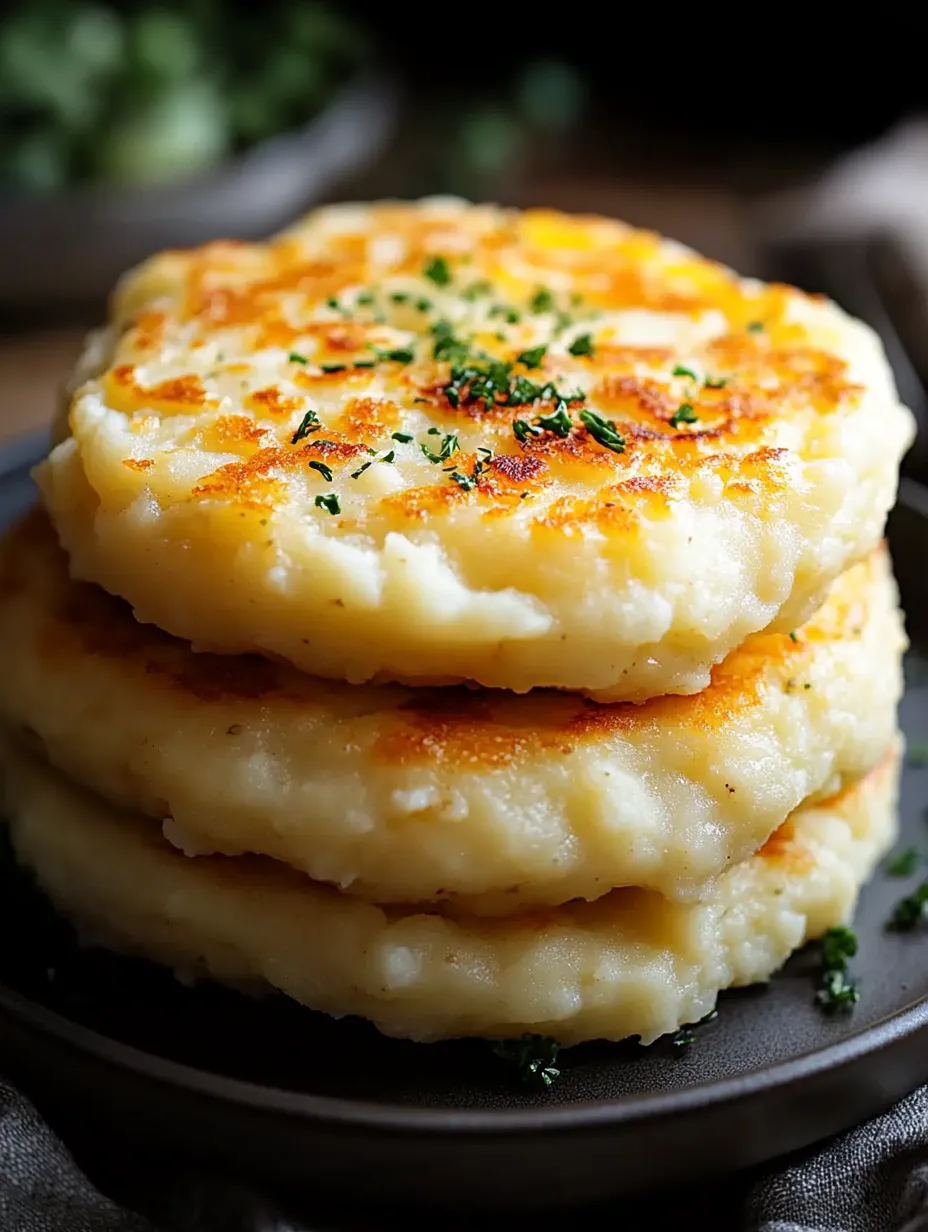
xmin=353 ymin=360 xmax=376 ymax=369
xmin=350 ymin=461 xmax=371 ymax=480
xmin=537 ymin=403 xmax=573 ymax=437
xmin=443 ymin=359 xmax=581 ymax=415
xmin=672 ymin=1027 xmax=696 ymax=1052
xmin=670 ymin=403 xmax=698 ymax=428
xmin=431 ymin=320 xmax=470 ymax=365
xmin=704 ymin=375 xmax=729 ymax=389
xmin=530 ymin=287 xmax=554 ymax=314
xmin=513 ymin=420 xmax=541 ymax=443
xmin=373 ymin=347 xmax=415 ymax=364
xmin=511 ymin=401 xmax=576 ymax=440
xmin=326 ymin=297 xmax=339 ymax=310
xmin=517 ymin=345 xmax=547 ymax=369
xmin=747 ymin=320 xmax=764 ymax=333
xmin=308 ymin=460 xmax=333 ymax=482
xmin=380 ymin=450 xmax=395 ymax=464
xmin=462 ymin=279 xmax=492 ymax=301
xmin=887 ymin=848 xmax=921 ymax=877
xmin=815 ymin=925 xmax=859 ymax=1012
xmin=420 ymin=433 xmax=459 ymax=464
xmin=444 ymin=446 xmax=493 ymax=492
xmin=288 ymin=352 xmax=308 ymax=364
xmin=889 ymin=882 xmax=928 ymax=930
xmin=424 ymin=255 xmax=452 ymax=286
xmin=320 ymin=363 xmax=346 ymax=374
xmin=290 ymin=410 xmax=321 ymax=443
xmin=670 ymin=1008 xmax=718 ymax=1054
xmin=579 ymin=408 xmax=625 ymax=454
xmin=447 ymin=469 xmax=478 ymax=491
xmin=568 ymin=333 xmax=595 ymax=358
xmin=788 ymin=631 xmax=799 ymax=643
xmin=489 ymin=303 xmax=521 ymax=324
xmin=672 ymin=364 xmax=697 ymax=381
xmin=356 ymin=292 xmax=374 ymax=306
xmin=492 ymin=1035 xmax=561 ymax=1088
xmin=314 ymin=493 xmax=340 ymax=515
xmin=391 ymin=431 xmax=413 ymax=443
xmin=390 ymin=292 xmax=409 ymax=304
xmin=415 ymin=297 xmax=432 ymax=312
xmin=906 ymin=740 xmax=928 ymax=767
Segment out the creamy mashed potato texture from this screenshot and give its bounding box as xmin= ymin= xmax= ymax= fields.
xmin=37 ymin=200 xmax=915 ymax=699
xmin=0 ymin=514 xmax=905 ymax=910
xmin=2 ymin=739 xmax=900 ymax=1046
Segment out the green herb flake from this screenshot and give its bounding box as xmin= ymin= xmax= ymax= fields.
xmin=491 ymin=1035 xmax=561 ymax=1088
xmin=517 ymin=345 xmax=547 ymax=370
xmin=530 ymin=287 xmax=554 ymax=314
xmin=350 ymin=462 xmax=372 ymax=480
xmin=320 ymin=363 xmax=346 ymax=374
xmin=536 ymin=404 xmax=573 ymax=437
xmin=672 ymin=364 xmax=698 ymax=381
xmin=747 ymin=320 xmax=765 ymax=333
xmin=671 ymin=1027 xmax=696 ymax=1052
xmin=380 ymin=450 xmax=395 ymax=464
xmin=288 ymin=352 xmax=308 ymax=365
xmin=424 ymin=256 xmax=452 ymax=287
xmin=788 ymin=631 xmax=799 ymax=643
xmin=704 ymin=375 xmax=729 ymax=389
xmin=670 ymin=403 xmax=698 ymax=429
xmin=356 ymin=292 xmax=374 ymax=306
xmin=326 ymin=297 xmax=339 ymax=310
xmin=579 ymin=408 xmax=626 ymax=454
xmin=391 ymin=431 xmax=413 ymax=443
xmin=390 ymin=292 xmax=409 ymax=304
xmin=352 ymin=360 xmax=376 ymax=369
xmin=415 ymin=298 xmax=433 ymax=313
xmin=447 ymin=469 xmax=477 ymax=491
xmin=290 ymin=410 xmax=321 ymax=444
xmin=889 ymin=882 xmax=928 ymax=931
xmin=373 ymin=347 xmax=415 ymax=365
xmin=568 ymin=333 xmax=595 ymax=358
xmin=314 ymin=493 xmax=341 ymax=516
xmin=420 ymin=433 xmax=460 ymax=464
xmin=431 ymin=320 xmax=470 ymax=365
xmin=308 ymin=460 xmax=334 ymax=482
xmin=887 ymin=848 xmax=921 ymax=877
xmin=513 ymin=420 xmax=542 ymax=443
xmin=815 ymin=925 xmax=859 ymax=1013
xmin=817 ymin=968 xmax=860 ymax=1013
xmin=462 ymin=279 xmax=492 ymax=301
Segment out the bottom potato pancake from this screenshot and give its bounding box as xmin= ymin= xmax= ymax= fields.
xmin=1 ymin=739 xmax=899 ymax=1046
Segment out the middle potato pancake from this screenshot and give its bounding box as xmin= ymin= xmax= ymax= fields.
xmin=0 ymin=513 xmax=905 ymax=913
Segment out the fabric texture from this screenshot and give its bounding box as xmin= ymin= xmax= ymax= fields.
xmin=4 ymin=1075 xmax=928 ymax=1231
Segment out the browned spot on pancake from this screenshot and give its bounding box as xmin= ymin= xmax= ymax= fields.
xmin=191 ymin=435 xmax=367 ymax=502
xmin=106 ymin=366 xmax=213 ymax=415
xmin=488 ymin=453 xmax=548 ymax=485
xmin=129 ymin=311 xmax=166 ymax=352
xmin=122 ymin=458 xmax=154 ymax=472
xmin=191 ymin=415 xmax=269 ymax=452
xmin=246 ymin=387 xmax=304 ymax=418
xmin=377 ymin=690 xmax=574 ymax=768
xmin=336 ymin=396 xmax=400 ymax=440
xmin=755 ymin=820 xmax=815 ymax=876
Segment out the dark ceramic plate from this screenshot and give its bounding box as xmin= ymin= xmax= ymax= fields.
xmin=1 ymin=439 xmax=928 ymax=1210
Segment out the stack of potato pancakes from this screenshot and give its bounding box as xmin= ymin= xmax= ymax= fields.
xmin=0 ymin=201 xmax=915 ymax=1047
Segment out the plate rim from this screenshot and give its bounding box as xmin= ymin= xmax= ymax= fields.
xmin=3 ymin=974 xmax=928 ymax=1136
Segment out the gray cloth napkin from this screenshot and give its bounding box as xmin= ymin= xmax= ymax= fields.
xmin=4 ymin=1075 xmax=928 ymax=1231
